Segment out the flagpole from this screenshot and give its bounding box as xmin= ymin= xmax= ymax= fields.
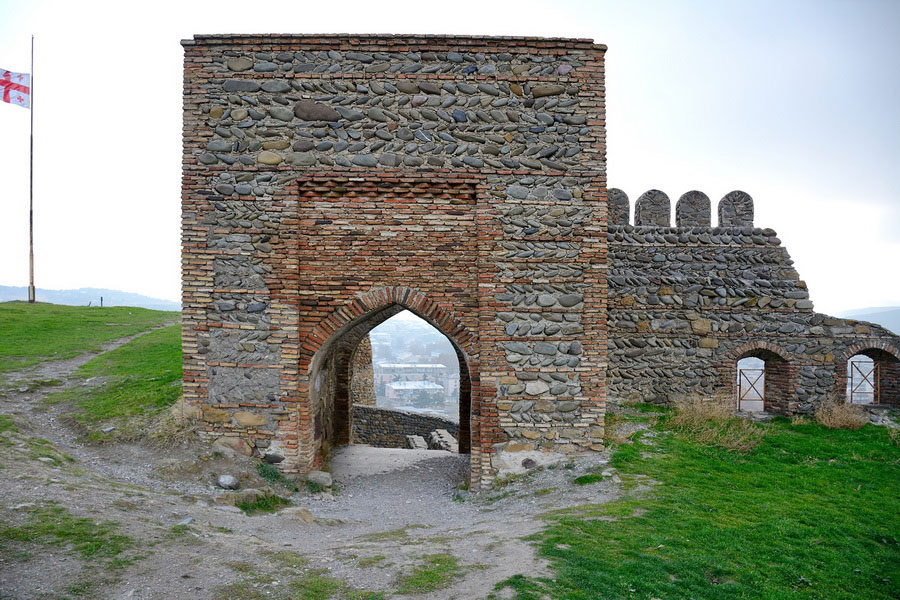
xmin=27 ymin=35 xmax=35 ymax=303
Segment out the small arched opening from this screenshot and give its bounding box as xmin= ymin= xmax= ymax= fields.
xmin=305 ymin=301 xmax=473 ymax=466
xmin=842 ymin=347 xmax=900 ymax=407
xmin=735 ymin=348 xmax=791 ymax=413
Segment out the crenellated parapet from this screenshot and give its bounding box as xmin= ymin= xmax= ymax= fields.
xmin=675 ymin=191 xmax=711 ymax=227
xmin=609 ymin=188 xmax=754 ymax=227
xmin=634 ymin=189 xmax=671 ymax=226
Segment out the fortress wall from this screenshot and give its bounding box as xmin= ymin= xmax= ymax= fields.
xmin=606 ymin=188 xmax=900 ymax=412
xmin=181 ymin=34 xmax=897 ymax=489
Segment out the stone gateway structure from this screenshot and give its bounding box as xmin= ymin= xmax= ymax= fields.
xmin=180 ymin=34 xmax=900 ymax=489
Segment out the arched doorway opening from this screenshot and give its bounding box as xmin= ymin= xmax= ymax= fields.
xmin=734 ymin=348 xmax=791 ymax=413
xmin=305 ymin=302 xmax=473 ymax=464
xmin=842 ymin=347 xmax=900 ymax=407
xmin=355 ymin=310 xmax=460 ymax=426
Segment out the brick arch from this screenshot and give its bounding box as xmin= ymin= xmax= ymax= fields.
xmin=300 ymin=285 xmax=478 ymax=372
xmin=299 ymin=285 xmax=482 ymax=474
xmin=837 ymin=340 xmax=900 ymax=363
xmin=834 ymin=340 xmax=900 ymax=406
xmin=724 ymin=341 xmax=794 ymax=414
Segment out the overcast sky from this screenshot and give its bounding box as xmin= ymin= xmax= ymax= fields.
xmin=0 ymin=0 xmax=897 ymax=314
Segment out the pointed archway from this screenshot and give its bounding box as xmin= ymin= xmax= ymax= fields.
xmin=298 ymin=286 xmax=481 ymax=482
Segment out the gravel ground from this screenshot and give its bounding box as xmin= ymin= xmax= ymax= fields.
xmin=0 ymin=334 xmax=629 ymax=600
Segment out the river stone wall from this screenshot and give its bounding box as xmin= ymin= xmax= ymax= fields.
xmin=607 ymin=188 xmax=900 ymax=412
xmin=351 ymin=404 xmax=460 ymax=448
xmin=181 ymin=34 xmax=609 ymax=490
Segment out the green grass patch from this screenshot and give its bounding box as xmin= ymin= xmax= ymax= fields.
xmin=226 ymin=560 xmax=255 ymax=573
xmin=288 ymin=570 xmax=385 ymax=600
xmin=498 ymin=418 xmax=900 ymax=599
xmin=395 ymin=553 xmax=463 ymax=595
xmin=0 ymin=302 xmax=177 ymax=372
xmin=15 ymin=378 xmax=64 ymax=392
xmin=493 ymin=472 xmax=529 ymax=488
xmin=26 ymin=436 xmax=75 ymax=464
xmin=264 ymin=549 xmax=308 ymax=570
xmin=481 ymin=490 xmax=516 ymax=503
xmin=572 ymin=473 xmax=603 ymax=486
xmin=359 ymin=524 xmax=429 ymax=543
xmin=258 ymin=461 xmax=300 ymax=492
xmin=625 ymin=402 xmax=671 ymax=413
xmin=0 ymin=416 xmax=74 ymax=463
xmin=216 ymin=558 xmax=385 ymax=600
xmin=215 ymin=580 xmax=268 ymax=600
xmin=358 ymin=554 xmax=387 ymax=567
xmin=236 ymin=494 xmax=291 ymax=516
xmin=290 ymin=571 xmax=341 ymax=600
xmin=0 ymin=504 xmax=132 ymax=562
xmin=45 ymin=324 xmax=182 ymax=432
xmin=165 ymin=523 xmax=195 ymax=539
xmin=0 ymin=414 xmax=18 ymax=433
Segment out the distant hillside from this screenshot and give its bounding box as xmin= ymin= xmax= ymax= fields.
xmin=0 ymin=286 xmax=180 ymax=312
xmin=835 ymin=306 xmax=900 ymax=335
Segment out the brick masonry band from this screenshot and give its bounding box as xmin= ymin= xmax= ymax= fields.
xmin=180 ymin=34 xmax=900 ymax=489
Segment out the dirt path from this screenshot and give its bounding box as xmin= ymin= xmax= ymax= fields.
xmin=0 ymin=334 xmax=628 ymax=600
xmin=0 ymin=322 xmax=213 ymax=495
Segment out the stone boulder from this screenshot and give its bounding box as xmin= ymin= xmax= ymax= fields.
xmin=217 ymin=474 xmax=239 ymax=490
xmin=212 ymin=436 xmax=254 ymax=457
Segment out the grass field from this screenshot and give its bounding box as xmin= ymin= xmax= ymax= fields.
xmin=45 ymin=324 xmax=183 ymax=433
xmin=497 ymin=411 xmax=900 ymax=600
xmin=0 ymin=302 xmax=178 ymax=372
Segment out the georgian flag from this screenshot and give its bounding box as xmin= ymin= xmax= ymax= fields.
xmin=1 ymin=69 xmax=31 ymax=108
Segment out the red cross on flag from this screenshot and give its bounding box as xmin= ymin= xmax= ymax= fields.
xmin=1 ymin=68 xmax=31 ymax=108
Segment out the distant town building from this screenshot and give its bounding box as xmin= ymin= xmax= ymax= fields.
xmin=374 ymin=362 xmax=459 ymax=405
xmin=385 ymin=380 xmax=445 ymax=409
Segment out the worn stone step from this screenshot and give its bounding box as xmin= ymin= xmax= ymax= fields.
xmin=405 ymin=435 xmax=428 ymax=450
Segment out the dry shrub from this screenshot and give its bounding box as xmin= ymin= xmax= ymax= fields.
xmin=790 ymin=415 xmax=811 ymax=426
xmin=889 ymin=427 xmax=899 ymax=448
xmin=603 ymin=411 xmax=630 ymax=445
xmin=149 ymin=409 xmax=198 ymax=447
xmin=815 ymin=400 xmax=869 ymax=430
xmin=668 ymin=396 xmax=766 ymax=453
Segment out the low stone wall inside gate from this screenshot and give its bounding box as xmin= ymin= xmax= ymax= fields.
xmin=351 ymin=404 xmax=460 ymax=449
